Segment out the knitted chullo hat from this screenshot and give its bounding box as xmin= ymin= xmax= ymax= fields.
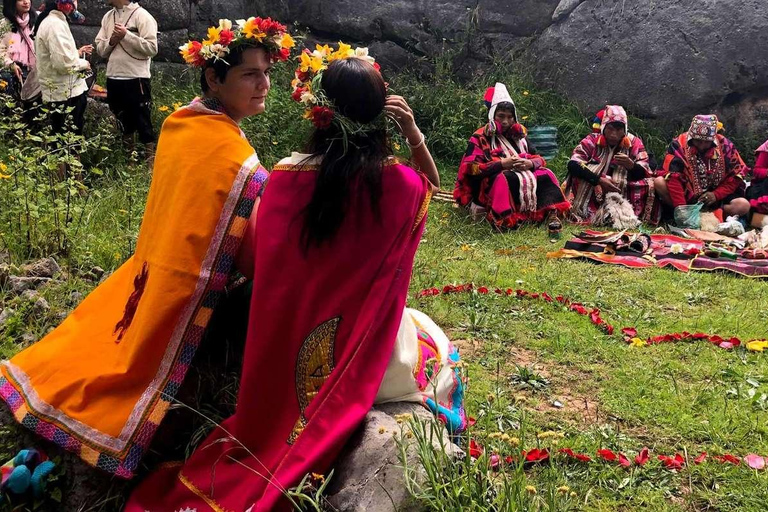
xmin=597 ymin=105 xmax=630 ymax=149
xmin=688 ymin=114 xmax=719 ymax=143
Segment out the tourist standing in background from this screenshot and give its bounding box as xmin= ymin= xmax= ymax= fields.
xmin=33 ymin=0 xmax=92 ymax=135
xmin=95 ymin=0 xmax=158 ymax=163
xmin=0 ymin=0 xmax=37 ymax=100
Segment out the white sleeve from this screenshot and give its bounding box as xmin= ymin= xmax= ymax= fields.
xmin=47 ymin=20 xmax=89 ymax=73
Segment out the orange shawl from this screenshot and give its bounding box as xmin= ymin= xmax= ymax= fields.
xmin=0 ymin=100 xmax=268 ymax=478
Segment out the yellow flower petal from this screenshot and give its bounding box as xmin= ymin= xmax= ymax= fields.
xmin=280 ymin=33 xmax=295 ymax=49
xmin=630 ymin=337 xmax=646 ymax=347
xmin=747 ymin=340 xmax=768 ymax=352
xmin=203 ymin=26 xmax=221 ymax=46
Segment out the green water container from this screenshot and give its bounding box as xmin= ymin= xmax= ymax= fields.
xmin=527 ymin=125 xmax=559 ymax=161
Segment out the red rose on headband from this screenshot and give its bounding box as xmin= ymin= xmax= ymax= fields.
xmin=311 ymin=106 xmax=334 ymax=129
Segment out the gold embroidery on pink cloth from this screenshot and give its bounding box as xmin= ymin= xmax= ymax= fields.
xmin=288 ymin=317 xmax=340 ymax=444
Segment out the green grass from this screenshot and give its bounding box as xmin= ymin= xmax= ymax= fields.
xmin=1 ymin=61 xmax=768 ymax=510
xmin=405 ymin=196 xmax=768 ymax=511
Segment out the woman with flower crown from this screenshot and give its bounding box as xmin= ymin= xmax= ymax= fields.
xmin=127 ymin=42 xmax=465 ymax=511
xmin=0 ymin=16 xmax=293 ymax=485
xmin=454 ymin=83 xmax=571 ymax=232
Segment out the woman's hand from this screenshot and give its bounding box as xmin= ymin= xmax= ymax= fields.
xmin=11 ymin=63 xmax=22 ymax=82
xmin=501 ymin=157 xmax=533 ymax=171
xmin=385 ymin=95 xmax=420 ymax=144
xmin=513 ymin=158 xmax=534 ymax=171
xmin=79 ymin=45 xmax=93 ymax=57
xmin=385 ymin=95 xmax=439 ymax=190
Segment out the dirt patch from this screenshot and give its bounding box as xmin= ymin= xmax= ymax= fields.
xmin=451 ymin=335 xmax=612 ymax=428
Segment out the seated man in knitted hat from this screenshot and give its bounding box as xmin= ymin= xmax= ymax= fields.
xmin=563 ymin=105 xmax=660 ymax=225
xmin=454 ymin=82 xmax=570 ymax=232
xmin=655 ymin=114 xmax=750 ymax=222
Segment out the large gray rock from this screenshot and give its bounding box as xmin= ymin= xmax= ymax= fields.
xmin=8 ymin=276 xmax=50 ymax=294
xmin=190 ymin=0 xmax=249 ymax=37
xmin=552 ymin=0 xmax=584 ymax=22
xmin=529 ymin=0 xmax=768 ymax=137
xmin=327 ymin=402 xmax=462 ymax=512
xmin=156 ymin=29 xmax=190 ymax=63
xmin=22 ymin=257 xmax=60 ymax=279
xmin=68 ymin=0 xmax=768 ymax=138
xmin=0 ymin=308 xmax=14 ymax=329
xmin=78 ymin=0 xmax=189 ymax=31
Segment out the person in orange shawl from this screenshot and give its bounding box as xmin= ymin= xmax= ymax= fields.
xmin=127 ymin=43 xmax=444 ymax=511
xmin=0 ymin=17 xmax=293 ymax=479
xmin=655 ymin=114 xmax=750 ymax=222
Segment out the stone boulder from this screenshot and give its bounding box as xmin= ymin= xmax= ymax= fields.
xmin=529 ymin=0 xmax=768 ymax=137
xmin=8 ymin=276 xmax=50 ymax=295
xmin=327 ymin=402 xmax=463 ymax=512
xmin=22 ymin=257 xmax=60 ymax=279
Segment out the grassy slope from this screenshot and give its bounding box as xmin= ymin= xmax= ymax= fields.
xmin=1 ymin=65 xmax=767 ymax=510
xmin=412 ymin=192 xmax=768 ymax=511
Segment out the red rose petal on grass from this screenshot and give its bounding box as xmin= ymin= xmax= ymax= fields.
xmin=495 ymin=288 xmax=503 ymax=295
xmin=505 ymin=455 xmax=515 ymax=464
xmin=635 ymin=447 xmax=650 ymax=466
xmin=468 ymin=417 xmax=477 ymax=427
xmin=714 ymin=454 xmax=741 ymax=465
xmin=728 ymin=337 xmax=742 ymax=347
xmin=506 ymin=288 xmax=514 ymax=296
xmin=589 ymin=309 xmax=603 ymax=325
xmin=556 ymin=295 xmax=566 ymax=303
xmin=469 ymin=439 xmax=483 ymax=459
xmin=692 ymin=332 xmax=709 ymax=340
xmin=597 ymin=448 xmax=617 ymax=462
xmin=542 ymin=293 xmax=553 ymax=302
xmin=604 ymin=324 xmax=615 ymax=335
xmin=658 ymin=453 xmax=685 ymax=470
xmin=559 ymin=448 xmax=593 ymax=462
xmin=745 ymin=454 xmax=766 ymax=470
xmin=524 ymin=448 xmax=550 ymax=464
xmin=618 ymin=453 xmax=631 ymax=467
xmin=478 ymin=286 xmax=489 ymax=294
xmin=694 ymin=452 xmax=707 ymax=464
xmin=570 ymin=304 xmax=588 ymax=315
xmin=622 ymin=327 xmax=638 ymax=337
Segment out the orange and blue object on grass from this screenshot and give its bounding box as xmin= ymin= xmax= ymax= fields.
xmin=0 ymin=449 xmax=55 ymax=501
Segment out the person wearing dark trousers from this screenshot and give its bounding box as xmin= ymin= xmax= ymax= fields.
xmin=95 ymin=0 xmax=157 ymax=163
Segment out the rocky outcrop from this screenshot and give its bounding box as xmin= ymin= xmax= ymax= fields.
xmin=529 ymin=0 xmax=768 ymax=136
xmin=326 ymin=402 xmax=462 ymax=512
xmin=72 ymin=0 xmax=768 ymax=138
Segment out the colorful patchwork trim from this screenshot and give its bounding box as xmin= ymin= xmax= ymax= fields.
xmin=1 ymin=161 xmax=268 ymax=479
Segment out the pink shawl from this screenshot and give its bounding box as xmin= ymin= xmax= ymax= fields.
xmin=126 ymin=156 xmax=431 ymax=511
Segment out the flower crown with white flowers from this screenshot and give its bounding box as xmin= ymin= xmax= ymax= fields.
xmin=179 ymin=17 xmax=295 ymax=68
xmin=291 ymin=42 xmax=382 ymax=131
